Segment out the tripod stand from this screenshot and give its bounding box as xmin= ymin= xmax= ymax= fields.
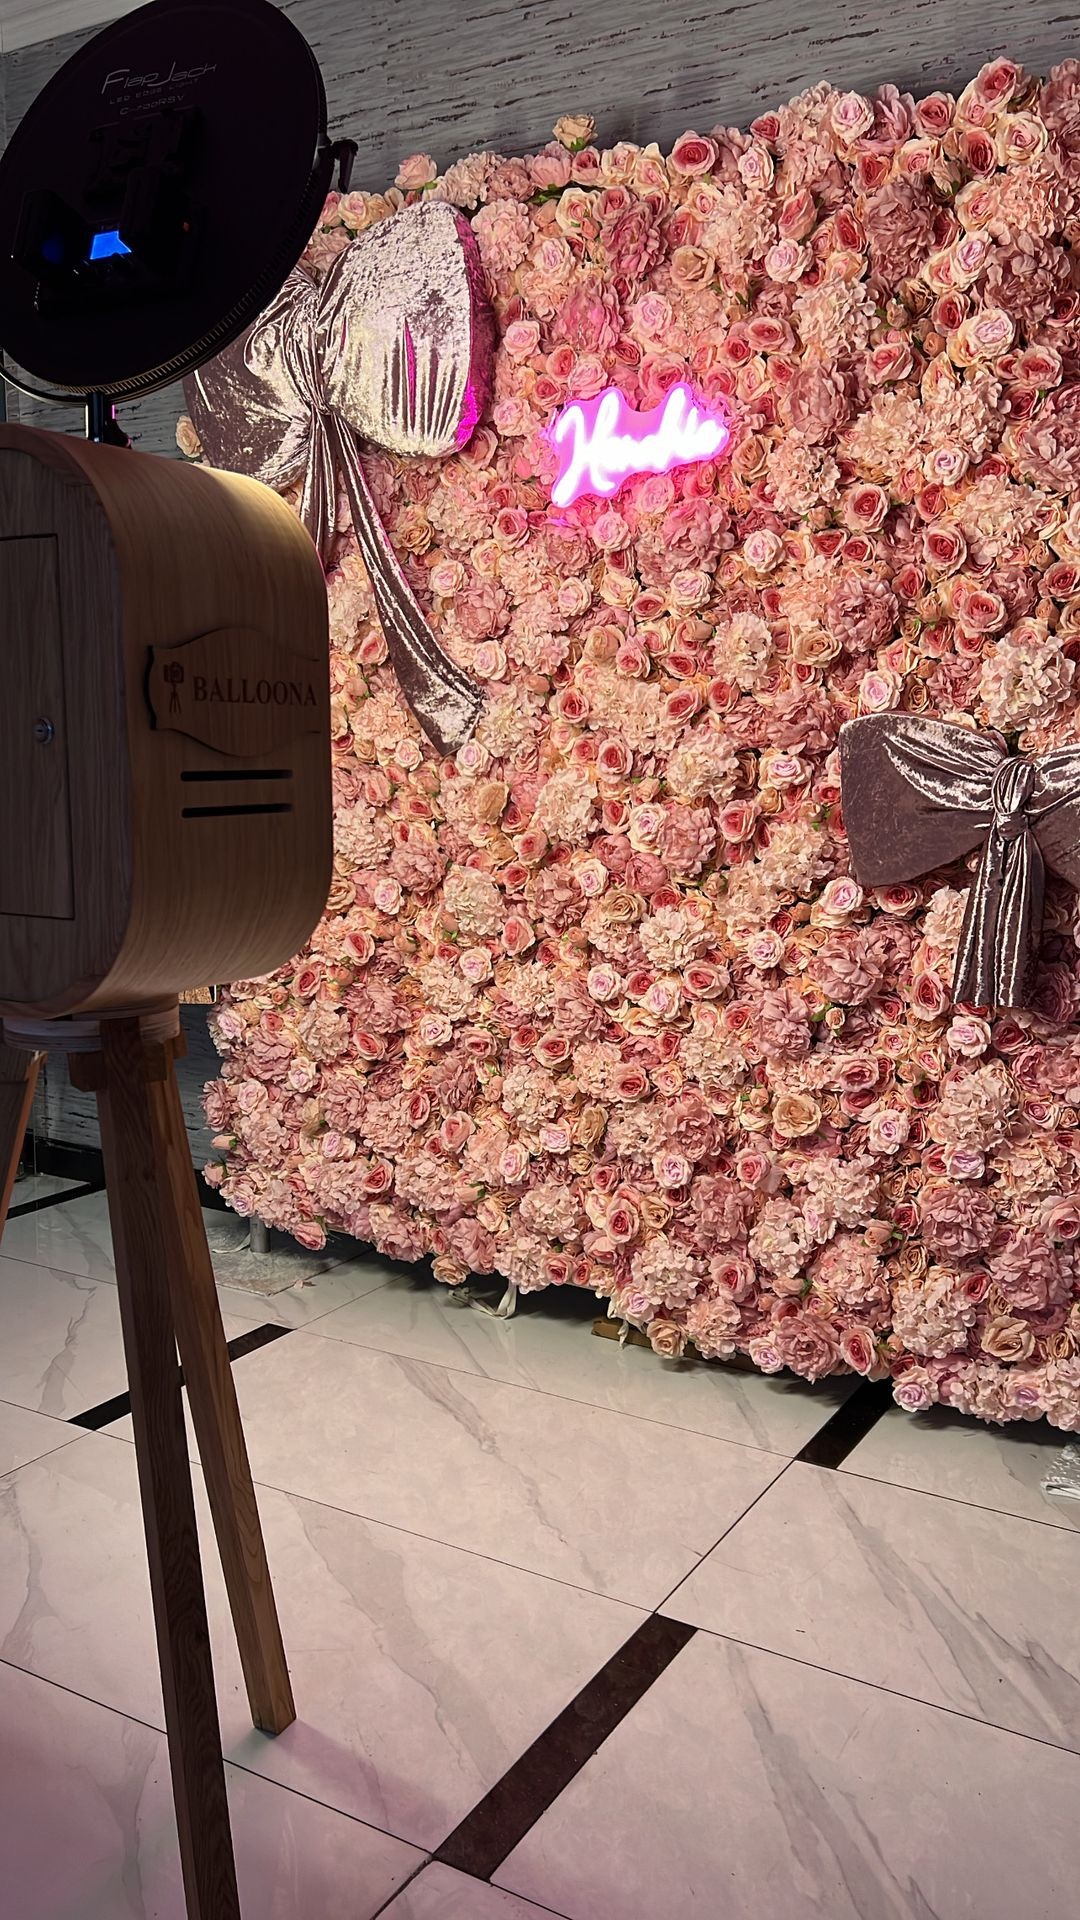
xmin=1 ymin=1002 xmax=295 ymax=1920
xmin=0 ymin=1042 xmax=40 ymax=1222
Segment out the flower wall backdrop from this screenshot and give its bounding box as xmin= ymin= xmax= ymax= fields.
xmin=190 ymin=60 xmax=1080 ymax=1428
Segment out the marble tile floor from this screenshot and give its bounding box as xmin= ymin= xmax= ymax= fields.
xmin=7 ymin=1169 xmax=87 ymax=1212
xmin=1 ymin=1184 xmax=393 ymax=1323
xmin=1 ymin=1181 xmax=1079 ymax=1916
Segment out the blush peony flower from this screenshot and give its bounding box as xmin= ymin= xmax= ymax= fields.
xmin=991 ymin=1229 xmax=1073 ymax=1315
xmin=756 ymin=986 xmax=811 ymax=1062
xmin=772 ymin=1309 xmax=842 ymax=1381
xmin=810 ymin=933 xmax=883 ymax=1006
xmin=918 ymin=1181 xmax=996 ymax=1259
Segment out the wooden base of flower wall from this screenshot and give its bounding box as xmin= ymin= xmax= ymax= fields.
xmin=591 ymin=1318 xmax=757 ymax=1372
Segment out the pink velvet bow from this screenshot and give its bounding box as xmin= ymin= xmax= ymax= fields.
xmin=840 ymin=713 xmax=1080 ymax=1010
xmin=183 ymin=200 xmax=495 ymax=757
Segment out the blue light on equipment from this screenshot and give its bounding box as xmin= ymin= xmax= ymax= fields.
xmin=89 ymin=228 xmax=131 ymax=261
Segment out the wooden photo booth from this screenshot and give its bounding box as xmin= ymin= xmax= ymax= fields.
xmin=0 ymin=422 xmax=331 ymax=1920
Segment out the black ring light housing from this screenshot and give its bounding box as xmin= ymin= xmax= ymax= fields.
xmin=0 ymin=0 xmax=334 ymax=404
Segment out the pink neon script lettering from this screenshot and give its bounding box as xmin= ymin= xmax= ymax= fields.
xmin=549 ymin=383 xmax=731 ymax=507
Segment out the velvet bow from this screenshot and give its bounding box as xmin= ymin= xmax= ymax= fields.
xmin=183 ymin=200 xmax=495 ymax=757
xmin=839 ymin=713 xmax=1080 ymax=1009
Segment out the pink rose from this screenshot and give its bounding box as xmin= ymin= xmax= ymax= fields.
xmin=946 ymin=1015 xmax=991 ymax=1058
xmin=842 ymin=484 xmax=889 ymax=532
xmin=362 ymin=1161 xmax=393 ymax=1196
xmin=669 ymin=131 xmax=719 ymax=176
xmin=718 ymin=801 xmax=757 ymax=843
xmin=778 ymin=188 xmax=816 ymax=240
xmin=607 ymin=1200 xmax=641 ymax=1243
xmin=439 ymin=1113 xmax=473 ymax=1155
xmin=858 ymin=669 xmax=901 ymax=713
xmin=747 ymin=1336 xmax=786 ymax=1375
xmin=293 ymin=1222 xmax=328 ymax=1252
xmin=613 ymin=1064 xmax=649 ymax=1101
xmin=953 ymin=308 xmax=1015 ymax=363
xmin=395 ymin=152 xmax=438 ymax=191
xmin=832 ymin=92 xmax=875 ymax=142
xmin=743 ymin=528 xmax=784 ymax=572
xmin=869 ymin=338 xmax=914 ymax=383
xmin=684 ymin=963 xmax=726 ymax=999
xmin=653 ymin=1151 xmax=692 ymax=1190
xmin=943 ymin=1147 xmax=986 ymax=1182
xmin=972 ymin=58 xmax=1021 ymax=108
xmin=894 ymin=1370 xmax=936 ymax=1413
xmin=503 ymin=914 xmax=535 ymax=956
xmin=911 ymin=970 xmax=950 ymax=1020
xmin=841 ymin=1328 xmax=878 ymax=1375
xmin=867 ymin=1108 xmax=910 ymax=1155
xmin=500 ymin=1145 xmax=530 ymax=1184
xmin=914 ymin=91 xmax=954 ymax=136
xmin=597 ymin=738 xmax=633 ymax=778
xmin=816 ymin=876 xmax=864 ymax=923
xmin=764 ymin=239 xmax=809 ymax=282
xmin=746 ymin=929 xmax=784 ymax=970
xmin=535 ymin=1032 xmax=571 ymax=1066
xmin=959 ymin=128 xmax=996 ymax=175
xmin=924 ymin=526 xmax=967 ymax=573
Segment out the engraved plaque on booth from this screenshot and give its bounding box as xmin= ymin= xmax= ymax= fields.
xmin=0 ymin=535 xmax=74 ymax=919
xmin=146 ymin=628 xmax=327 ymax=758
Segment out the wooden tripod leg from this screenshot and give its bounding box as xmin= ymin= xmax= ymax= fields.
xmin=154 ymin=1035 xmax=295 ymax=1736
xmin=0 ymin=1045 xmax=41 ymax=1231
xmin=75 ymin=1020 xmax=240 ymax=1920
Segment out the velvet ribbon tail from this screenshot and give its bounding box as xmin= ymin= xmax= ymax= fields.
xmin=953 ymin=824 xmax=1044 ymax=1009
xmin=326 ymin=412 xmax=483 ymax=758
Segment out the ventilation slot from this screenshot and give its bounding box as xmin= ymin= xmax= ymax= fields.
xmin=180 ymin=768 xmax=292 ymax=783
xmin=181 ymin=802 xmax=293 ymax=819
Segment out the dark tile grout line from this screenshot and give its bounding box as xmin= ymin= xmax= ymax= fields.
xmin=224 ymin=1323 xmax=293 ymax=1364
xmin=67 ymin=1323 xmax=292 ymax=1430
xmin=370 ymin=1853 xmax=576 ymax=1920
xmin=22 ymin=1155 xmax=902 ymax=1889
xmin=6 ymin=1179 xmax=104 ymax=1219
xmin=18 ymin=1129 xmax=232 ymax=1212
xmin=53 ymin=1354 xmax=899 ymax=1888
xmin=15 ymin=1171 xmax=892 ymax=1461
xmin=793 ymin=1377 xmax=896 ymax=1470
xmin=19 ymin=1134 xmax=105 ymax=1188
xmin=435 ymin=1613 xmax=698 ymax=1882
xmin=426 ymin=1378 xmax=897 ymax=1887
xmin=368 ymin=1858 xmax=430 ymax=1920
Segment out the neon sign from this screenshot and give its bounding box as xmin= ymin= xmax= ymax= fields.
xmin=548 ymin=383 xmax=731 ymax=508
